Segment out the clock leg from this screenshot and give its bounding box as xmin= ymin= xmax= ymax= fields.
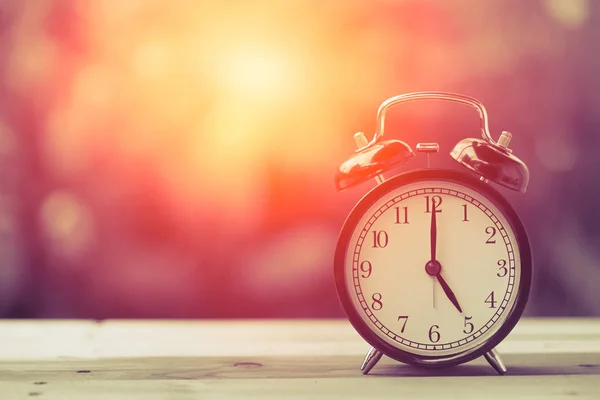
xmin=360 ymin=347 xmax=383 ymax=375
xmin=484 ymin=347 xmax=507 ymax=375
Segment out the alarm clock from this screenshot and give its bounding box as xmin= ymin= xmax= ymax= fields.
xmin=333 ymin=92 xmax=532 ymax=375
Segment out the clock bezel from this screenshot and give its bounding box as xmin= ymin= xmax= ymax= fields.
xmin=334 ymin=168 xmax=533 ymax=368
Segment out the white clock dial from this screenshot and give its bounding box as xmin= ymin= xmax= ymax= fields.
xmin=344 ymin=179 xmax=521 ymax=357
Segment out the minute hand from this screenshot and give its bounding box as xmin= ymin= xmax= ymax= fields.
xmin=435 ymin=272 xmax=463 ymax=313
xmin=430 ymin=203 xmax=437 ymax=261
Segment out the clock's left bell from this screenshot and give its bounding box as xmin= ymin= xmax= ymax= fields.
xmin=335 ymin=138 xmax=414 ymax=191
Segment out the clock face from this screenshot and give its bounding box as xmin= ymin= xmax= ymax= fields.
xmin=335 ymin=170 xmax=531 ymax=363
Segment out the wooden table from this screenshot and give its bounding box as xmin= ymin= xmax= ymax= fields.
xmin=0 ymin=318 xmax=599 ymax=399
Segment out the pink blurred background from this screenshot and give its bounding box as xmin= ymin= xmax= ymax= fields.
xmin=1 ymin=0 xmax=599 ymax=318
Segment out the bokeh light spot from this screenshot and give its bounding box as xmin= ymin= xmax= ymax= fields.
xmin=43 ymin=109 xmax=90 ymax=177
xmin=40 ymin=191 xmax=95 ymax=260
xmin=71 ymin=64 xmax=114 ymax=110
xmin=0 ymin=208 xmax=14 ymax=234
xmin=535 ymin=133 xmax=578 ymax=172
xmin=6 ymin=37 xmax=58 ymax=94
xmin=240 ymin=225 xmax=337 ymax=299
xmin=544 ymin=0 xmax=589 ymax=29
xmin=0 ymin=120 xmax=17 ymax=156
xmin=218 ymin=44 xmax=297 ymax=100
xmin=131 ymin=41 xmax=172 ymax=81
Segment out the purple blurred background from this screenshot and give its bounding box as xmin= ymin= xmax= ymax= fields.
xmin=1 ymin=0 xmax=599 ymax=319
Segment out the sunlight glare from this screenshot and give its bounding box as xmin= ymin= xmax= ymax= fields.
xmin=218 ymin=44 xmax=297 ymax=100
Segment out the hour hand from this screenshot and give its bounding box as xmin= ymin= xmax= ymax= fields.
xmin=436 ymin=272 xmax=463 ymax=313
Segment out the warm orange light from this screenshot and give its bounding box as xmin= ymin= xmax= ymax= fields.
xmin=218 ymin=44 xmax=297 ymax=100
xmin=36 ymin=1 xmax=399 ymax=218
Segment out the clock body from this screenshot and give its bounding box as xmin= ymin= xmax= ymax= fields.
xmin=334 ymin=169 xmax=532 ymax=368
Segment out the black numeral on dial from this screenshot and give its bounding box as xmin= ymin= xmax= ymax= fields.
xmin=371 ymin=293 xmax=383 ymax=310
xmin=397 ymin=316 xmax=408 ymax=333
xmin=425 ymin=195 xmax=442 ymax=213
xmin=372 ymin=230 xmax=388 ymax=248
xmin=463 ymin=316 xmax=474 ymax=334
xmin=485 ymin=291 xmax=497 ymax=308
xmin=360 ymin=261 xmax=372 ymax=278
xmin=485 ymin=226 xmax=497 ymax=244
xmin=462 ymin=204 xmax=469 ymax=221
xmin=395 ymin=206 xmax=409 ymax=224
xmin=497 ymin=259 xmax=508 ymax=277
xmin=428 ymin=325 xmax=440 ymax=343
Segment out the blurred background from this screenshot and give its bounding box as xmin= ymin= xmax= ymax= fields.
xmin=0 ymin=0 xmax=598 ymax=319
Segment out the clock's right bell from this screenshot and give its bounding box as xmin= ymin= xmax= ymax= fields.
xmin=451 ymin=131 xmax=530 ymax=193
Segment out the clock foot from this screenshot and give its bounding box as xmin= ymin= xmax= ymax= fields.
xmin=360 ymin=347 xmax=383 ymax=375
xmin=484 ymin=348 xmax=507 ymax=375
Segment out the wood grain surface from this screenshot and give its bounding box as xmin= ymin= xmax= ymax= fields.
xmin=0 ymin=318 xmax=598 ymax=399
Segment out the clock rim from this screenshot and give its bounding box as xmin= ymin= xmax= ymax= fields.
xmin=333 ymin=168 xmax=533 ymax=368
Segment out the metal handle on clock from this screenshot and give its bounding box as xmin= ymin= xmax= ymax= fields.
xmin=371 ymin=91 xmax=530 ymax=193
xmin=371 ymin=91 xmax=502 ymax=149
xmin=335 ymin=91 xmax=530 ymax=192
